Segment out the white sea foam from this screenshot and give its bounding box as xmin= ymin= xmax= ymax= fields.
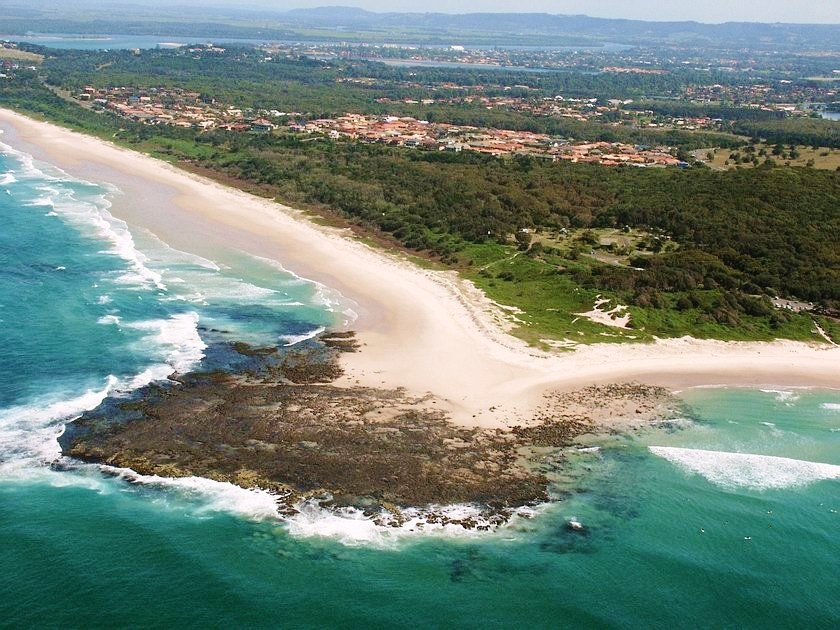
xmin=124 ymin=311 xmax=206 ymax=375
xmin=159 ymin=279 xmax=280 ymax=310
xmin=244 ymin=253 xmax=310 ymax=284
xmin=0 ymin=141 xmax=48 ymax=180
xmin=6 ymin=147 xmax=168 ymax=293
xmin=100 ymin=467 xmax=283 ymax=520
xmin=246 ymin=252 xmax=359 ymax=326
xmin=97 ymin=218 xmax=166 ymax=291
xmin=0 ymin=304 xmax=201 ymax=470
xmin=148 ymin=253 xmax=295 ymax=311
xmin=0 ymin=171 xmax=16 ymax=186
xmin=280 ymin=326 xmax=326 ymax=347
xmin=315 ymin=282 xmax=359 ymax=326
xmin=26 ymin=193 xmax=59 ymax=207
xmin=0 ymin=375 xmax=119 ymax=468
xmin=760 ymin=389 xmax=800 ymax=404
xmin=136 ymin=243 xmax=278 ymax=306
xmin=650 ymin=446 xmax=840 ymax=490
xmin=283 ymin=500 xmax=530 ymax=547
xmin=12 ymin=154 xmax=168 ymax=293
xmin=137 ymin=232 xmax=223 ymax=273
xmin=821 ymin=403 xmax=840 ymax=411
xmin=0 ymin=457 xmax=111 ymax=490
xmin=189 ymin=278 xmax=276 ymax=301
xmin=49 ymin=465 xmax=535 ymax=546
xmin=97 ymin=314 xmax=121 ymax=326
xmin=284 ymin=503 xmax=395 ymax=546
xmin=124 ymin=365 xmax=177 ymax=390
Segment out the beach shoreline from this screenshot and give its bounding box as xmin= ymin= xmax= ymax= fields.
xmin=2 ymin=107 xmax=839 ymax=430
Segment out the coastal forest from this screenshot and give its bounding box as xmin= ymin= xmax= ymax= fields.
xmin=2 ymin=42 xmax=839 ymax=346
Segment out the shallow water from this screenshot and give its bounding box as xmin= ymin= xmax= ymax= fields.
xmin=1 ymin=141 xmax=838 ymax=628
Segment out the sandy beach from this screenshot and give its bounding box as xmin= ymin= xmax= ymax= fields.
xmin=2 ymin=107 xmax=838 ymax=428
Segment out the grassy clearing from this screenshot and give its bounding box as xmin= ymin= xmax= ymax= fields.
xmin=703 ymin=144 xmax=840 ymax=171
xmin=0 ymin=48 xmax=43 ymax=63
xmin=465 ymin=252 xmax=630 ymax=347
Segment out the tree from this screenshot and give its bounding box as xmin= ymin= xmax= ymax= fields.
xmin=515 ymin=229 xmax=532 ymax=251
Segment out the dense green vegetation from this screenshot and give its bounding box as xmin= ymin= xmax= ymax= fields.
xmin=732 ymin=118 xmax=840 ymax=149
xmin=2 ymin=47 xmax=838 ymax=345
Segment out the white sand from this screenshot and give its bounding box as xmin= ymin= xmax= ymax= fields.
xmin=2 ymin=108 xmax=838 ymax=428
xmin=576 ymin=296 xmax=631 ymax=329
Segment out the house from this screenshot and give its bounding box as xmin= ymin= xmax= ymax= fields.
xmin=250 ymin=119 xmax=275 ymax=133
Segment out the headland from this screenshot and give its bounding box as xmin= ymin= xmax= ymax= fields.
xmin=2 ymin=107 xmax=838 ymax=514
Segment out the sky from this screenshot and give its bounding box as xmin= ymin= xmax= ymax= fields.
xmin=277 ymin=1 xmax=840 ymax=24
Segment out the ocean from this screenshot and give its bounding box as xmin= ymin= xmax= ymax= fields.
xmin=1 ymin=138 xmax=839 ymax=628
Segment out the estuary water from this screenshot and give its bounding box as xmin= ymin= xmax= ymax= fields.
xmin=0 ymin=140 xmax=838 ymax=628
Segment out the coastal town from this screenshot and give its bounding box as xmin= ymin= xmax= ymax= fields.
xmin=71 ymin=82 xmax=690 ymax=166
xmin=6 ymin=38 xmax=839 ymax=169
xmin=288 ymin=113 xmax=687 ymax=165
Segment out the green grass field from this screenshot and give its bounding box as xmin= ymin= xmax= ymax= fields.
xmin=705 ymin=144 xmax=840 ymax=171
xmin=0 ymin=48 xmax=43 ymax=63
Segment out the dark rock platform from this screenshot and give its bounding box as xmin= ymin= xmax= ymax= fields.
xmin=60 ymin=332 xmax=677 ymax=522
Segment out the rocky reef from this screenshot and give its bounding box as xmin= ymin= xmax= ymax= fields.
xmin=60 ymin=332 xmax=680 ymax=524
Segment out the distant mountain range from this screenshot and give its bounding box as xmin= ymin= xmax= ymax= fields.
xmin=2 ymin=2 xmax=839 ymax=49
xmin=279 ymin=7 xmax=840 ymax=47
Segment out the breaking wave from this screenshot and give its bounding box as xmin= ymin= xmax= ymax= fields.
xmin=650 ymin=446 xmax=840 ymax=490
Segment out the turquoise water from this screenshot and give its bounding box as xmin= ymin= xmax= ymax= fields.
xmin=1 ymin=141 xmax=839 ymax=628
xmin=0 ymin=140 xmax=333 ymax=462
